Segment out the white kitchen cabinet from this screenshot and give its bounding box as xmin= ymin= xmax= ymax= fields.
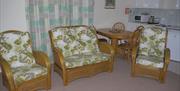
xmin=167 ymin=29 xmax=180 ymax=62
xmin=159 ymin=0 xmax=180 ymax=9
xmin=135 ymin=0 xmax=160 ymax=8
xmin=135 ymin=0 xmax=180 ymax=9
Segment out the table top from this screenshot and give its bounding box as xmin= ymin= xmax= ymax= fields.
xmin=96 ymin=28 xmax=133 ymax=39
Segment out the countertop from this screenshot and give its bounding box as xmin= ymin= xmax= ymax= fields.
xmin=131 ymin=22 xmax=180 ymax=31
xmin=156 ymin=24 xmax=180 ymax=30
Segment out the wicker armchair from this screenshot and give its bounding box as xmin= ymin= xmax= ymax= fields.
xmin=0 ymin=30 xmax=51 ymax=91
xmin=49 ymin=25 xmax=114 ymax=86
xmin=131 ymin=26 xmax=170 ymax=83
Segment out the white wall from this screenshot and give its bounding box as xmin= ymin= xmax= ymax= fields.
xmin=94 ymin=0 xmax=136 ymax=30
xmin=0 ymin=0 xmax=136 ymax=31
xmin=0 ymin=0 xmax=27 ymax=32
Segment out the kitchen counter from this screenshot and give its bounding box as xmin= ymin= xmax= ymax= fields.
xmin=130 ymin=22 xmax=180 ymax=31
xmin=155 ymin=24 xmax=180 ymax=30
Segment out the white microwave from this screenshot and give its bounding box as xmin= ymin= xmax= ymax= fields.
xmin=135 ymin=15 xmax=150 ymax=23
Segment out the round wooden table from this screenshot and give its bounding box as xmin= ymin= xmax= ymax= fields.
xmin=96 ymin=28 xmax=133 ymax=53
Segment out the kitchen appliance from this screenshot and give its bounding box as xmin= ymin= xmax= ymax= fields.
xmin=134 ymin=13 xmax=150 ymax=23
xmin=148 ymin=16 xmax=160 ymax=24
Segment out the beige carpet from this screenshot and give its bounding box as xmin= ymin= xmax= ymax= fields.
xmin=1 ymin=57 xmax=180 ymax=91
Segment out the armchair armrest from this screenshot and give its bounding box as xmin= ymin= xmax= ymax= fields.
xmin=164 ymin=48 xmax=170 ymax=64
xmin=33 ymin=51 xmax=51 ymax=68
xmin=53 ymin=47 xmax=66 ymax=70
xmin=131 ymin=45 xmax=138 ymax=63
xmin=98 ymin=42 xmax=115 ymax=56
xmin=0 ymin=57 xmax=15 ymax=90
xmin=131 ymin=45 xmax=139 ymax=76
xmin=163 ymin=48 xmax=170 ymax=72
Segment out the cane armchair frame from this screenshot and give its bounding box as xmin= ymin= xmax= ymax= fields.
xmin=131 ymin=26 xmax=170 ymax=83
xmin=49 ymin=25 xmax=115 ymax=85
xmin=0 ymin=30 xmax=51 ymax=91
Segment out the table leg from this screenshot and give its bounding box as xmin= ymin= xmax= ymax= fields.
xmin=111 ymin=39 xmax=118 ymax=53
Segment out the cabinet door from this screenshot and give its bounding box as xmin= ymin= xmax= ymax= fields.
xmin=135 ymin=0 xmax=160 ymax=8
xmin=167 ymin=30 xmax=180 ymax=61
xmin=159 ymin=0 xmax=180 ymax=9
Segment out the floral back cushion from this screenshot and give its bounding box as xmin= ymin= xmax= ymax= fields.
xmin=51 ymin=26 xmax=99 ymax=57
xmin=138 ymin=26 xmax=167 ymax=58
xmin=0 ymin=31 xmax=36 ymax=68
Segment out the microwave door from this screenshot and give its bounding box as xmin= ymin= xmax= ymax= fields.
xmin=135 ymin=16 xmax=141 ymax=22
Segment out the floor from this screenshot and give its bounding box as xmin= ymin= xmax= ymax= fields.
xmin=0 ymin=57 xmax=180 ymax=91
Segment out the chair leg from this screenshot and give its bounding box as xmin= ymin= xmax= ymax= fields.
xmin=63 ymin=72 xmax=68 ymax=86
xmin=63 ymin=79 xmax=68 ymax=86
xmin=159 ymin=71 xmax=166 ymax=83
xmin=108 ymin=64 xmax=113 ymax=72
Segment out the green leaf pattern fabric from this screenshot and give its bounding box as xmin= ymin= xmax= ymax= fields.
xmin=136 ymin=55 xmax=164 ymax=68
xmin=64 ymin=52 xmax=110 ymax=68
xmin=12 ymin=64 xmax=47 ymax=85
xmin=0 ymin=32 xmax=36 ymax=68
xmin=52 ymin=26 xmax=99 ymax=57
xmin=51 ymin=26 xmax=111 ymax=68
xmin=0 ymin=31 xmax=47 ymax=85
xmin=137 ymin=26 xmax=167 ymax=68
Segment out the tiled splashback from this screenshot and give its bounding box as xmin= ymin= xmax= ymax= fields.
xmin=129 ymin=8 xmax=180 ymax=26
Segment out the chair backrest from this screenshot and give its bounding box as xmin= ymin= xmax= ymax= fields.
xmin=49 ymin=25 xmax=99 ymax=57
xmin=112 ymin=22 xmax=125 ymax=32
xmin=0 ymin=30 xmax=36 ymax=68
xmin=130 ymin=26 xmax=144 ymax=47
xmin=138 ymin=26 xmax=167 ymax=58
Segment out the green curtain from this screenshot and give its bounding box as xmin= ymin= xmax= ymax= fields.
xmin=25 ymin=0 xmax=94 ymax=62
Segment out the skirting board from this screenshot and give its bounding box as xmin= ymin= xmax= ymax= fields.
xmin=168 ymin=60 xmax=180 ymax=75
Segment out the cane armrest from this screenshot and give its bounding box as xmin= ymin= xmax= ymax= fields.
xmin=98 ymin=42 xmax=115 ymax=56
xmin=53 ymin=47 xmax=66 ymax=70
xmin=33 ymin=51 xmax=51 ymax=70
xmin=164 ymin=48 xmax=170 ymax=64
xmin=0 ymin=57 xmax=15 ymax=90
xmin=131 ymin=45 xmax=138 ymax=62
xmin=163 ymin=48 xmax=170 ymax=72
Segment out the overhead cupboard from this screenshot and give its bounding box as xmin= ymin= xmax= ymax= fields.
xmin=135 ymin=0 xmax=180 ymax=9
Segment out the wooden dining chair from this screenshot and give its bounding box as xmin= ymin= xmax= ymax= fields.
xmin=90 ymin=25 xmax=108 ymax=43
xmin=117 ymin=26 xmax=143 ymax=62
xmin=112 ymin=22 xmax=125 ymax=32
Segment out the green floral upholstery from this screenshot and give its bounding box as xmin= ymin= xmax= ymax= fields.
xmin=0 ymin=32 xmax=35 ymax=68
xmin=12 ymin=64 xmax=47 ymax=85
xmin=51 ymin=26 xmax=99 ymax=57
xmin=137 ymin=26 xmax=167 ymax=68
xmin=51 ymin=26 xmax=111 ymax=68
xmin=0 ymin=31 xmax=47 ymax=85
xmin=136 ymin=55 xmax=163 ymax=68
xmin=64 ymin=52 xmax=110 ymax=68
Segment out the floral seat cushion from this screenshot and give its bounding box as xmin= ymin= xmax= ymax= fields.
xmin=0 ymin=32 xmax=36 ymax=68
xmin=136 ymin=55 xmax=163 ymax=68
xmin=64 ymin=52 xmax=110 ymax=68
xmin=51 ymin=26 xmax=99 ymax=57
xmin=137 ymin=26 xmax=167 ymax=68
xmin=12 ymin=64 xmax=47 ymax=85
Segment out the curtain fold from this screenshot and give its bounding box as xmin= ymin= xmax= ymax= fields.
xmin=25 ymin=0 xmax=94 ymax=62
